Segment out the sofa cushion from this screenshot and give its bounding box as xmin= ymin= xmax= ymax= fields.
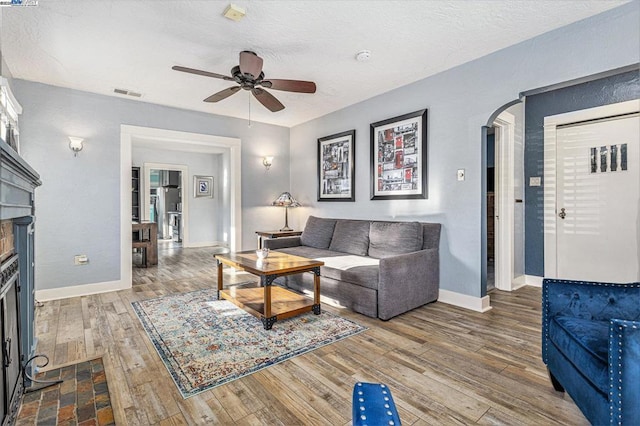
xmin=300 ymin=216 xmax=337 ymax=249
xmin=276 ymin=245 xmax=343 ymax=260
xmin=329 ymin=220 xmax=371 ymax=256
xmin=549 ymin=316 xmax=609 ymax=395
xmin=316 ymin=255 xmax=380 ymax=290
xmin=368 ymin=221 xmax=423 ymax=259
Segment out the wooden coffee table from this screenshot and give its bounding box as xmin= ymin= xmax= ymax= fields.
xmin=214 ymin=251 xmax=324 ymax=330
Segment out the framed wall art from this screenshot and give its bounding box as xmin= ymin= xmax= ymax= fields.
xmin=370 ymin=109 xmax=427 ymax=200
xmin=194 ymin=175 xmax=214 ymax=198
xmin=317 ymin=129 xmax=356 ymax=201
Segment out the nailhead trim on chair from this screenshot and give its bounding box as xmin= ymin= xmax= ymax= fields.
xmin=608 ymin=320 xmax=638 ymax=426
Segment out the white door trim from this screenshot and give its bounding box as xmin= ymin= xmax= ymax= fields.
xmin=142 ymin=162 xmax=189 ymax=246
xmin=121 ymin=125 xmax=242 ymax=288
xmin=494 ymin=111 xmax=516 ymax=291
xmin=543 ymin=99 xmax=640 ymax=278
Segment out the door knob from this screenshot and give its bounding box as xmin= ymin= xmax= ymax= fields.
xmin=559 ymin=208 xmax=566 ymax=219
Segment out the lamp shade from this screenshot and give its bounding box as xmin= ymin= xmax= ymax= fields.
xmin=272 ymin=192 xmax=301 ymax=207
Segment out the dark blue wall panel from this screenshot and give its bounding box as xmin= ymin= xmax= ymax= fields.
xmin=524 ymin=70 xmax=640 ymax=276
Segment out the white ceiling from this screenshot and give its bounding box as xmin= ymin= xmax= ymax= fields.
xmin=0 ymin=0 xmax=628 ymax=127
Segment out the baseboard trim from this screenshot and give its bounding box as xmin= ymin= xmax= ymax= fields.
xmin=512 ymin=274 xmax=527 ymax=290
xmin=525 ymin=275 xmax=543 ymax=287
xmin=35 ymin=279 xmax=131 ymax=302
xmin=438 ymin=289 xmax=492 ymax=312
xmin=185 ymin=241 xmax=227 ymax=248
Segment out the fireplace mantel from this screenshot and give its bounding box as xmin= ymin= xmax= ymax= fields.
xmin=1 ymin=138 xmax=41 ymax=220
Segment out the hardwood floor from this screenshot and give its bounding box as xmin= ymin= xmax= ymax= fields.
xmin=34 ymin=246 xmax=588 ymax=425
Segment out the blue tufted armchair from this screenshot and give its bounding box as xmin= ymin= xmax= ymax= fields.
xmin=542 ymin=278 xmax=640 ymax=425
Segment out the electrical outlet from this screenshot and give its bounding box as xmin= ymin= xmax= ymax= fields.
xmin=457 ymin=169 xmax=465 ymax=181
xmin=529 ymin=176 xmax=542 ymax=187
xmin=74 ymin=254 xmax=89 ymax=265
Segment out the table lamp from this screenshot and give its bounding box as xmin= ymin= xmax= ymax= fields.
xmin=272 ymin=192 xmax=301 ymax=231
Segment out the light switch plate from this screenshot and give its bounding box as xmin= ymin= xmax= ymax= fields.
xmin=529 ymin=176 xmax=542 ymax=187
xmin=457 ymin=169 xmax=465 ymax=181
xmin=74 ymin=254 xmax=89 ymax=265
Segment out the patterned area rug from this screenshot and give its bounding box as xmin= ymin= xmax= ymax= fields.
xmin=132 ymin=288 xmax=367 ymax=398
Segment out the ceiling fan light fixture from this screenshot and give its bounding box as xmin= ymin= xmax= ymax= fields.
xmin=223 ymin=3 xmax=246 ymax=21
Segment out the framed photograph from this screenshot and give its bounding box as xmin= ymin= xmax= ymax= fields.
xmin=370 ymin=109 xmax=427 ymax=200
xmin=194 ymin=175 xmax=214 ymax=198
xmin=317 ymin=129 xmax=355 ymax=201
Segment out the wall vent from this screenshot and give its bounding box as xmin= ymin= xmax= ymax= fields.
xmin=113 ymin=88 xmax=142 ymax=98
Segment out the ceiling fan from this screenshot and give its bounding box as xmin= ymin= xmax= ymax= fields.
xmin=172 ymin=51 xmax=316 ymax=112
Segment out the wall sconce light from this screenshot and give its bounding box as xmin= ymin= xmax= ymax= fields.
xmin=262 ymin=156 xmax=273 ymax=170
xmin=68 ymin=137 xmax=84 ymax=157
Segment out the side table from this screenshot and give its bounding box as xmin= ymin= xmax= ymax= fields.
xmin=255 ymin=230 xmax=303 ymax=249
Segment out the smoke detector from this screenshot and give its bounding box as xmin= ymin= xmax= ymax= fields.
xmin=223 ymin=3 xmax=246 ymax=21
xmin=355 ymin=50 xmax=371 ymax=62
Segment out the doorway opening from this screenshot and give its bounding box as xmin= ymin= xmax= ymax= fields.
xmin=482 ymin=101 xmax=525 ymax=296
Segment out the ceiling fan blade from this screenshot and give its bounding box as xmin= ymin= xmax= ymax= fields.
xmin=239 ymin=51 xmax=263 ymax=79
xmin=204 ymin=86 xmax=241 ymax=103
xmin=251 ymin=88 xmax=285 ymax=112
xmin=261 ymin=79 xmax=316 ymax=93
xmin=172 ymin=65 xmax=233 ymax=81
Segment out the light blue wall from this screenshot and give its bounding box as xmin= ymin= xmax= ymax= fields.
xmin=289 ymin=3 xmax=640 ymax=298
xmin=13 ymin=81 xmax=290 ymax=291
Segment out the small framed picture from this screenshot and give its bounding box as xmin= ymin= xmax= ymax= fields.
xmin=194 ymin=175 xmax=214 ymax=198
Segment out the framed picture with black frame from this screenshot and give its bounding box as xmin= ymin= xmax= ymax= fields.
xmin=317 ymin=129 xmax=356 ymax=201
xmin=370 ymin=109 xmax=427 ymax=200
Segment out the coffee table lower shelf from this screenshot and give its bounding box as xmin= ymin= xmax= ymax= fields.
xmin=219 ymin=286 xmax=320 ymax=329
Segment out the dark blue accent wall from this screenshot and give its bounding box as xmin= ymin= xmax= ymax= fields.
xmin=524 ymin=70 xmax=640 ymax=276
xmin=487 ymin=133 xmax=495 ymax=168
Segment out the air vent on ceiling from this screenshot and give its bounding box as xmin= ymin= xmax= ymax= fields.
xmin=113 ymin=88 xmax=142 ymax=98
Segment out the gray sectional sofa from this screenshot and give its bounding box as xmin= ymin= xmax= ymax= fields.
xmin=263 ymin=216 xmax=440 ymax=320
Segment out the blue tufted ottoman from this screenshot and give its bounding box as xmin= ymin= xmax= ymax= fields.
xmin=352 ymin=382 xmax=401 ymax=426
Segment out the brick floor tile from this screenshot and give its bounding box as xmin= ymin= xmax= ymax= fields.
xmin=15 ymin=415 xmax=38 ymax=425
xmin=96 ymin=407 xmax=115 ymax=426
xmin=92 ymin=371 xmax=106 ymax=384
xmin=59 ymin=391 xmax=76 ymax=407
xmin=59 ymin=379 xmax=76 ymax=395
xmin=76 ymin=403 xmax=96 ymax=423
xmin=41 ymin=388 xmax=60 ymax=403
xmin=94 ymin=382 xmax=108 ymax=395
xmin=17 ymin=400 xmax=40 ymax=419
xmin=21 ymin=390 xmax=42 ymax=404
xmin=78 ymin=420 xmax=97 ymax=426
xmin=58 ymin=404 xmax=76 ymax=422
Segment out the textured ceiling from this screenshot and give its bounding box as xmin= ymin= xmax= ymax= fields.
xmin=0 ymin=0 xmax=628 ymax=127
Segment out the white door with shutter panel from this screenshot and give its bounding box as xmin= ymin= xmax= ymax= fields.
xmin=555 ymin=113 xmax=639 ymax=282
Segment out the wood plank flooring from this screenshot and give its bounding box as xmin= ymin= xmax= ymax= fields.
xmin=34 ymin=245 xmax=588 ymax=425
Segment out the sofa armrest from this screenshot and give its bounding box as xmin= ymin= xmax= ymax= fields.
xmin=377 ymin=248 xmax=439 ymax=320
xmin=609 ymin=319 xmax=640 ymax=423
xmin=542 ymin=279 xmax=640 ymax=362
xmin=262 ymin=236 xmax=302 ymax=250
